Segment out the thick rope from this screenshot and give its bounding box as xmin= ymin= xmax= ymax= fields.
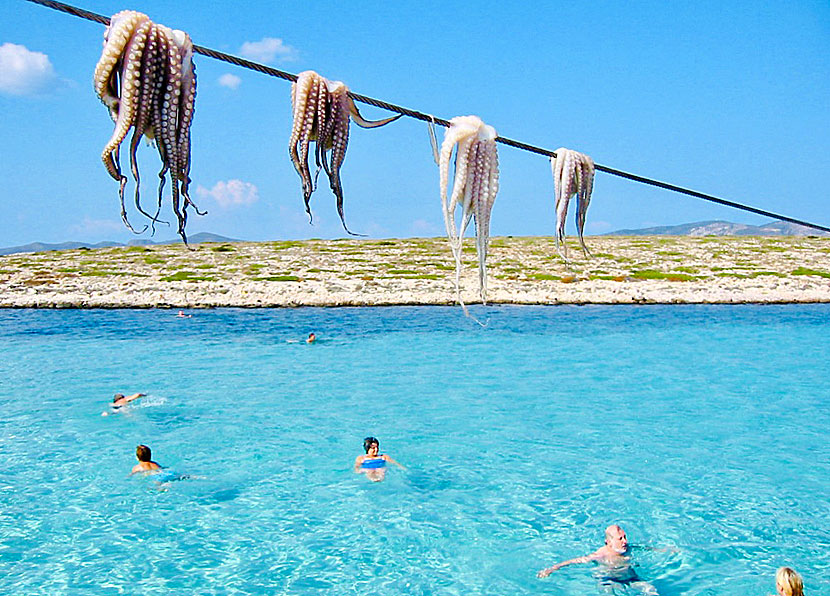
xmin=23 ymin=0 xmax=830 ymax=234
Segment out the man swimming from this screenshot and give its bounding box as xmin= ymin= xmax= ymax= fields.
xmin=306 ymin=332 xmax=317 ymax=344
xmin=130 ymin=444 xmax=162 ymax=475
xmin=112 ymin=392 xmax=145 ymax=408
xmin=353 ymin=436 xmax=404 ymax=482
xmin=102 ymin=392 xmax=146 ymax=416
xmin=537 ymin=524 xmax=658 ymax=594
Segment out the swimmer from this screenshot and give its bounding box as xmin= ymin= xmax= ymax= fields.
xmin=130 ymin=444 xmax=162 ymax=475
xmin=306 ymin=332 xmax=317 ymax=344
xmin=102 ymin=392 xmax=146 ymax=415
xmin=774 ymin=567 xmax=804 ymax=596
xmin=538 ymin=525 xmax=659 ymax=595
xmin=354 ymin=436 xmax=404 ymax=482
xmin=112 ymin=392 xmax=145 ymax=408
xmin=176 ymin=310 xmax=192 ymax=318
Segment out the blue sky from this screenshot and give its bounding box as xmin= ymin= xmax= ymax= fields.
xmin=1 ymin=0 xmax=828 ymax=245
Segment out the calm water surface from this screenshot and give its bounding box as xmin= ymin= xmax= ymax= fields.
xmin=0 ymin=305 xmax=828 ymax=595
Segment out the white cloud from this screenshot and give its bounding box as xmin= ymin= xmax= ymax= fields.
xmin=410 ymin=218 xmax=440 ymax=236
xmin=218 ymin=73 xmax=241 ymax=90
xmin=196 ymin=180 xmax=259 ymax=208
xmin=0 ymin=42 xmax=56 ymax=95
xmin=239 ymin=37 xmax=298 ymax=64
xmin=586 ymin=220 xmax=613 ymax=234
xmin=68 ymin=217 xmax=124 ymax=236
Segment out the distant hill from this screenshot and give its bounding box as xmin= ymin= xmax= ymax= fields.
xmin=0 ymin=232 xmax=240 ymax=256
xmin=605 ymin=220 xmax=829 ymax=237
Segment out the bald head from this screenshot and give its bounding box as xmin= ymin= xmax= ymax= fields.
xmin=604 ymin=525 xmax=628 ymax=553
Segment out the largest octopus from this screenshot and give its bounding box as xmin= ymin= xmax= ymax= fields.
xmin=93 ymin=10 xmax=202 ymax=243
xmin=439 ymin=115 xmax=500 ymax=305
xmin=289 ymin=70 xmax=400 ymax=235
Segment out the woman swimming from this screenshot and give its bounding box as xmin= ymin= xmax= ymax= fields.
xmin=353 ymin=436 xmax=404 ymax=482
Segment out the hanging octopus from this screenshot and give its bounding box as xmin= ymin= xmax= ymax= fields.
xmin=439 ymin=115 xmax=500 ymax=304
xmin=93 ymin=10 xmax=202 ymax=243
xmin=288 ymin=70 xmax=400 ymax=235
xmin=551 ymin=148 xmax=595 ymax=260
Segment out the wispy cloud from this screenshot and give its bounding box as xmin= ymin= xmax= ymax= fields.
xmin=68 ymin=217 xmax=124 ymax=237
xmin=196 ymin=180 xmax=259 ymax=208
xmin=0 ymin=42 xmax=56 ymax=96
xmin=239 ymin=37 xmax=298 ymax=64
xmin=410 ymin=218 xmax=440 ymax=236
xmin=218 ymin=73 xmax=241 ymax=90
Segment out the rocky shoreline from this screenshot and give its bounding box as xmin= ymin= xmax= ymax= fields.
xmin=1 ymin=236 xmax=828 ymax=308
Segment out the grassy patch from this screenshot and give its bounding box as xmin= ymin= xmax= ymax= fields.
xmin=672 ymin=266 xmax=699 ymax=273
xmin=211 ymin=244 xmax=235 ymax=253
xmin=252 ymin=275 xmax=301 ymax=282
xmin=160 ymin=271 xmax=216 ymax=282
xmin=80 ymin=270 xmax=132 ymax=277
xmin=792 ymin=267 xmax=830 ymax=279
xmin=528 ymin=273 xmax=560 ymax=281
xmin=631 ymin=269 xmax=696 ymax=281
xmin=269 ymin=241 xmax=303 ymax=250
xmin=144 ymin=257 xmax=165 ymax=264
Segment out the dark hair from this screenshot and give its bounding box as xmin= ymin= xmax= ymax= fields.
xmin=363 ymin=437 xmax=379 ymax=453
xmin=113 ymin=393 xmax=125 ymax=402
xmin=136 ymin=444 xmax=152 ymax=462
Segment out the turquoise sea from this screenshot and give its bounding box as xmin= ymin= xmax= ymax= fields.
xmin=1 ymin=305 xmax=828 ymax=595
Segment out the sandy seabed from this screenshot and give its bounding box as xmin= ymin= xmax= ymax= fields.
xmin=1 ymin=236 xmax=828 ymax=308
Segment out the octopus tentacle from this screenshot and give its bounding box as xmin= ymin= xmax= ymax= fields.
xmin=173 ymin=30 xmax=204 ymax=218
xmin=348 ymin=99 xmax=402 ymax=129
xmin=94 ymin=10 xmax=149 ymax=120
xmin=156 ymin=25 xmax=186 ymax=241
xmin=327 ymin=83 xmax=363 ymax=235
xmin=576 ymin=154 xmax=595 ymax=256
xmin=127 ymin=20 xmax=159 ymax=226
xmin=101 ymin=19 xmax=150 ymax=187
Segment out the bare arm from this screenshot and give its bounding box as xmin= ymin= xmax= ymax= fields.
xmin=382 ymin=454 xmax=406 ymax=470
xmin=537 ymin=549 xmax=602 ymax=578
xmin=354 ymin=456 xmax=364 ymax=473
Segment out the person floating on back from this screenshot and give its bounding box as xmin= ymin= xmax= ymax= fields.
xmin=538 ymin=524 xmax=659 ymax=595
xmin=774 ymin=567 xmax=804 ymax=596
xmin=354 ymin=436 xmax=404 ymax=482
xmin=131 ymin=444 xmax=162 ymax=475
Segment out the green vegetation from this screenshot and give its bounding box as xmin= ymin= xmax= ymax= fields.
xmin=160 ymin=271 xmax=216 ymax=282
xmin=252 ymin=275 xmax=301 ymax=282
xmin=211 ymin=244 xmax=235 ymax=253
xmin=631 ymin=269 xmax=697 ymax=282
xmin=792 ymin=267 xmax=830 ymax=279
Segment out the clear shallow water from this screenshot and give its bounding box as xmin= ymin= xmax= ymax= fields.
xmin=0 ymin=305 xmax=828 ymax=596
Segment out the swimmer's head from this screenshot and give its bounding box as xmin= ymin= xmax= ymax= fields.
xmin=113 ymin=393 xmax=125 ymax=402
xmin=307 ymin=333 xmax=316 ymax=343
xmin=605 ymin=525 xmax=628 ymax=554
xmin=136 ymin=444 xmax=152 ymax=462
xmin=363 ymin=437 xmax=379 ymax=454
xmin=776 ymin=567 xmax=804 ymax=596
